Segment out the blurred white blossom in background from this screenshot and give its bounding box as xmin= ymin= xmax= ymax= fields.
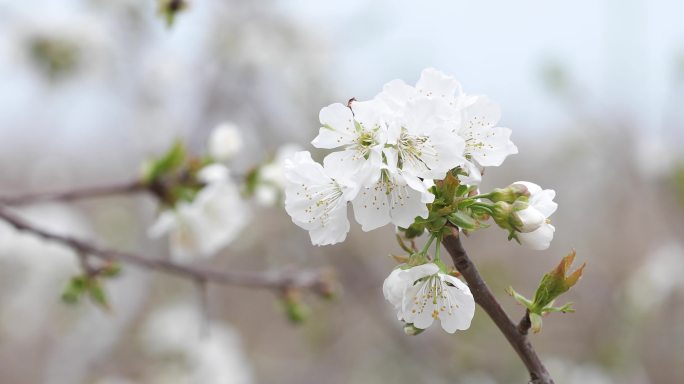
xmin=142 ymin=303 xmax=254 ymax=384
xmin=148 ymin=163 xmax=250 ymax=261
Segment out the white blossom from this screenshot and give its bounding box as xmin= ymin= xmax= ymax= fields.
xmin=378 ymin=68 xmax=516 ymax=184
xmin=142 ymin=304 xmax=254 ymax=384
xmin=383 ymin=263 xmax=475 ymax=333
xmin=148 ymin=164 xmax=250 ymax=261
xmin=352 ymin=169 xmax=433 ymax=231
xmin=283 ymin=151 xmax=358 ymax=245
xmin=457 ymin=96 xmax=518 ymax=184
xmin=383 ymin=96 xmax=467 ymax=180
xmin=513 ymin=181 xmax=557 ymax=250
xmin=254 ymin=143 xmax=302 ymax=206
xmin=312 ymin=101 xmax=387 ymax=186
xmin=208 ymin=122 xmax=243 ymax=161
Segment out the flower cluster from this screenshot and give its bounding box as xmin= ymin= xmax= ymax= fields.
xmin=284 ymin=68 xmax=560 ymax=334
xmin=285 ymin=68 xmax=517 ymax=246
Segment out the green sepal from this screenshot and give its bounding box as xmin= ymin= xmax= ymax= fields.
xmin=403 ymin=323 xmax=425 ymax=336
xmin=401 ymin=221 xmax=426 ymax=239
xmin=447 ymin=210 xmax=488 ymax=231
xmin=405 ymin=252 xmax=429 ymax=268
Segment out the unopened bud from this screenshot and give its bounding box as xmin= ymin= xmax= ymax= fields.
xmin=492 ymin=200 xmax=545 ymax=234
xmin=489 ymin=183 xmax=530 ymax=203
xmin=512 ymin=200 xmax=544 ymax=233
xmin=491 ymin=201 xmax=514 ymax=230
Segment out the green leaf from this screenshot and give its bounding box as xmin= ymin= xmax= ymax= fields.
xmin=282 ymin=297 xmax=309 ymax=324
xmin=143 ymin=140 xmax=186 ymax=184
xmin=532 ymin=250 xmax=585 ymax=311
xmin=243 ymin=167 xmax=261 ymax=196
xmin=508 ymin=251 xmax=585 ymax=334
xmin=61 ymin=276 xmax=87 ymax=304
xmin=88 ymin=280 xmax=110 ymax=311
xmin=506 ymin=286 xmax=534 ymax=309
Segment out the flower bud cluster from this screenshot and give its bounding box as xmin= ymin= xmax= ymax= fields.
xmin=490 ymin=182 xmax=558 ymax=250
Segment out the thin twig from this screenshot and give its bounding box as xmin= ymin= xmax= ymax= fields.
xmin=0 ymin=181 xmax=147 ymax=205
xmin=441 ymin=226 xmax=554 ymax=384
xmin=0 ymin=205 xmax=332 ymax=294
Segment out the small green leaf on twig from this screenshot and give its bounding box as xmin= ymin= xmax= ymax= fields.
xmin=143 ymin=139 xmax=186 ymax=184
xmin=88 ymin=280 xmax=111 ymax=311
xmin=281 ymin=288 xmax=309 ymax=324
xmin=508 ymin=250 xmax=585 ymax=333
xmin=533 ymin=250 xmax=585 ymax=310
xmin=61 ymin=274 xmax=112 ymax=311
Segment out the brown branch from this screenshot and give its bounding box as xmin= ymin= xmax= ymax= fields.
xmin=0 ymin=205 xmax=333 ymax=294
xmin=442 ymin=227 xmax=554 ymax=384
xmin=0 ymin=181 xmax=148 ymax=205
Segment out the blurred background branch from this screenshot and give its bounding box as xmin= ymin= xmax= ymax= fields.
xmin=0 ymin=205 xmax=334 ymax=294
xmin=0 ymin=181 xmax=146 ymax=206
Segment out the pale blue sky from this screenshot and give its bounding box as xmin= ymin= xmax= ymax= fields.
xmin=279 ymin=0 xmax=684 ymax=138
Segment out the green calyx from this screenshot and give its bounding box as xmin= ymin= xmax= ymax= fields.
xmin=488 ymin=183 xmax=530 ymax=203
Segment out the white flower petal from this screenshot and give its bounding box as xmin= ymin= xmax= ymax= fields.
xmin=383 ymin=268 xmax=405 ymax=315
xmin=397 ymin=266 xmax=475 ymax=333
xmin=516 ymin=206 xmax=546 ymax=233
xmin=351 ymin=183 xmax=391 ymax=232
xmin=439 ymin=274 xmax=476 ymax=333
xmin=284 ymin=151 xmax=353 ymax=246
xmin=208 ymin=123 xmax=243 ymax=161
xmin=529 ymin=189 xmax=558 ymax=217
xmin=416 ymin=67 xmax=462 ymax=99
xmin=518 ymin=223 xmax=555 ymax=250
xmin=312 ymin=103 xmax=356 ymax=149
xmin=514 ymin=181 xmax=542 ymax=196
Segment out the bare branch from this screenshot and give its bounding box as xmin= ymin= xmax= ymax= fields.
xmin=0 ymin=181 xmax=147 ymax=206
xmin=0 ymin=205 xmax=333 ymax=294
xmin=441 ymin=226 xmax=554 ymax=384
